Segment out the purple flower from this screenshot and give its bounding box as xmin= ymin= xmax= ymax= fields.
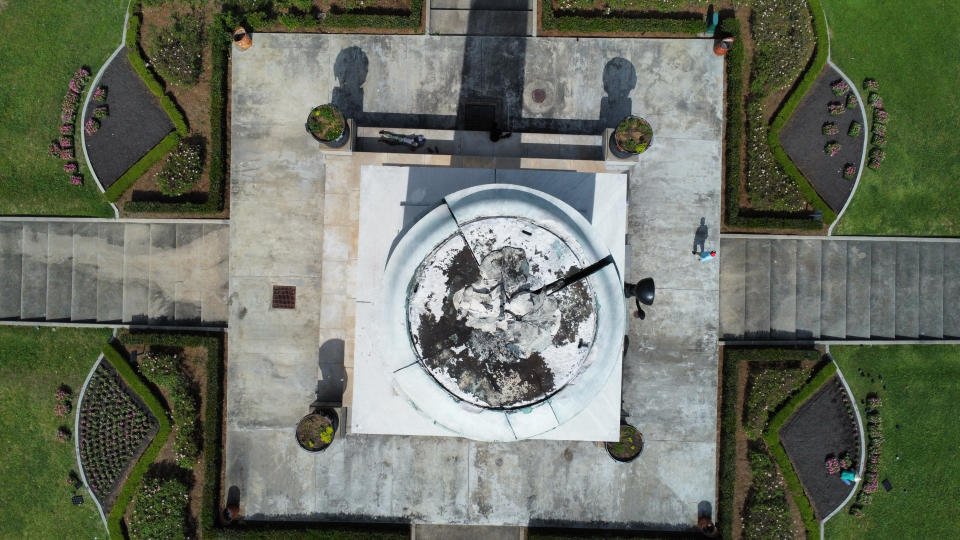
xmin=60 ymin=124 xmax=73 ymax=135
xmin=64 ymin=162 xmax=78 ymax=173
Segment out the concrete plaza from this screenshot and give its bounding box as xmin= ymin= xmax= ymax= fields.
xmin=225 ymin=33 xmax=723 ymax=529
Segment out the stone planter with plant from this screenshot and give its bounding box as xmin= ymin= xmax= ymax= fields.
xmin=307 ymin=104 xmax=349 ymax=148
xmin=296 ymin=409 xmax=338 ymax=452
xmin=605 ymin=424 xmax=643 ymax=462
xmin=610 ymin=116 xmax=653 ymax=158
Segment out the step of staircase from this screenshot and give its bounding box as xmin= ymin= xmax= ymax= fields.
xmin=795 ymin=239 xmax=822 ymax=339
xmin=743 ymin=238 xmax=771 ymax=338
xmin=0 ymin=222 xmax=23 ymax=319
xmin=432 ymin=0 xmax=528 ymax=9
xmin=430 ymin=8 xmax=533 ymax=36
xmin=122 ymin=223 xmax=151 ymax=324
xmin=21 ymin=222 xmax=48 ymax=320
xmin=770 ymin=239 xmax=797 ymax=339
xmin=895 ymin=242 xmax=919 ymax=338
xmin=718 ymin=237 xmax=745 ymax=339
xmin=845 ymin=241 xmax=871 ymax=339
xmin=868 ymin=241 xmax=896 ymax=339
xmin=944 ymin=246 xmax=960 ymax=338
xmin=97 ymin=223 xmax=125 ymax=323
xmin=71 ymin=223 xmax=99 ymax=322
xmin=46 ymin=222 xmax=74 ymax=321
xmin=918 ymin=242 xmax=944 ymax=338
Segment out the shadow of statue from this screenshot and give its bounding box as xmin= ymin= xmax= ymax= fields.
xmin=332 ymin=46 xmax=368 ymax=119
xmin=598 ymin=57 xmax=636 ymax=129
xmin=693 ymin=217 xmax=709 ymax=255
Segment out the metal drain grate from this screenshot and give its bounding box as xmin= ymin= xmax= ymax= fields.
xmin=272 ymin=286 xmax=296 ymax=309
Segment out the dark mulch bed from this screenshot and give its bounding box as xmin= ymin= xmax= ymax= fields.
xmin=779 ymin=375 xmax=859 ymax=519
xmin=84 ymin=51 xmax=173 ymax=188
xmin=780 ymin=65 xmax=865 ymax=212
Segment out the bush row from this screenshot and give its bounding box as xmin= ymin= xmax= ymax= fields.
xmin=763 ymin=361 xmax=838 ymax=539
xmin=227 ymin=0 xmax=423 ymax=31
xmin=764 ymin=0 xmax=836 ymax=224
xmin=101 ymin=342 xmax=172 ymax=540
xmin=124 ymin=13 xmax=231 ymax=214
xmin=104 ymin=6 xmax=190 ymax=203
xmin=721 ymin=18 xmax=822 ymax=230
xmin=540 ymin=0 xmax=706 ymax=34
xmin=718 ymin=348 xmax=822 ymax=539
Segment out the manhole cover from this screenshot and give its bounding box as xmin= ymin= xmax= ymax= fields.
xmin=532 ymin=88 xmax=546 ymax=103
xmin=272 ymin=285 xmax=297 ymax=309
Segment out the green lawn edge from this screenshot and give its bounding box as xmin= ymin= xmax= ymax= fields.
xmin=540 ymin=0 xmax=706 ymax=34
xmin=101 ymin=340 xmax=173 ymax=539
xmin=763 ymin=361 xmax=838 ymax=539
xmin=765 ymin=0 xmax=836 ymax=225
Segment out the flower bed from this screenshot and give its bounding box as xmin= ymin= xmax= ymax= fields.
xmin=78 ymin=361 xmax=157 ymax=504
xmin=136 ymin=351 xmax=200 ymax=468
xmin=48 ymin=67 xmax=90 ymax=186
xmin=129 ymin=476 xmax=190 ymax=540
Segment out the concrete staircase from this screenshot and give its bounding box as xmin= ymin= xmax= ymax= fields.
xmin=0 ymin=219 xmax=229 ymax=327
xmin=429 ymin=0 xmax=534 ymax=36
xmin=719 ymin=235 xmax=960 ymax=340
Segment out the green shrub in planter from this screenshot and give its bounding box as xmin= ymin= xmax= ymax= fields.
xmin=150 ymin=11 xmax=205 ymax=87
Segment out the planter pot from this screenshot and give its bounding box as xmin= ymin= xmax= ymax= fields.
xmin=296 ymin=409 xmax=339 ymax=452
xmin=698 ymin=516 xmax=719 ymax=537
xmin=605 ymin=424 xmax=643 ymax=462
xmin=307 ymin=105 xmax=349 ymax=148
xmin=233 ymin=27 xmax=252 ymax=51
xmin=222 ymin=504 xmax=240 ymax=523
xmin=611 ymin=116 xmax=653 ymax=158
xmin=318 ymin=121 xmax=350 ymax=149
xmin=713 ymin=37 xmax=735 ymax=56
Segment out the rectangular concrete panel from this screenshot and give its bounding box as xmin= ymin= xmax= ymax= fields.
xmin=869 ymin=241 xmax=896 ymax=339
xmin=943 ymin=244 xmax=960 ymax=338
xmin=431 ymin=0 xmax=529 ymax=9
xmin=148 ymin=224 xmax=177 ymax=324
xmin=20 ymin=222 xmax=48 ymax=320
xmin=122 ymin=223 xmax=150 ymax=324
xmin=770 ymin=239 xmax=797 ymax=339
xmin=744 ymin=239 xmax=771 ymax=338
xmin=429 ymin=10 xmax=532 ymax=36
xmin=45 ymin=222 xmax=74 ymax=321
xmin=895 ymin=242 xmax=920 ymax=338
xmin=845 ymin=241 xmax=871 ymax=339
xmin=819 ymin=241 xmax=847 ymax=339
xmin=0 ymin=222 xmax=23 ymax=319
xmin=97 ymin=223 xmax=124 ymax=322
xmin=918 ymin=242 xmax=944 ymax=338
xmin=174 ymin=224 xmax=203 ymax=324
xmin=718 ymin=238 xmax=745 ymax=339
xmin=71 ymin=223 xmax=99 ymax=322
xmin=201 ymin=224 xmax=229 ymax=326
xmin=795 ymin=240 xmax=822 ymax=339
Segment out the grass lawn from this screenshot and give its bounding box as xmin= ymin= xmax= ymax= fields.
xmin=827 ymin=346 xmax=960 ymax=537
xmin=0 ymin=0 xmax=127 ymax=217
xmin=0 ymin=326 xmax=112 ymax=539
xmin=823 ymin=0 xmax=960 ymax=235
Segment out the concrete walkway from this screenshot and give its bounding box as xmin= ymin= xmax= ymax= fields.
xmin=720 ymin=234 xmax=960 ymax=341
xmin=0 ymin=218 xmax=228 ymax=327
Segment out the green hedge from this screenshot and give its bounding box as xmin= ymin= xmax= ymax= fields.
xmin=124 ymin=12 xmax=229 ymax=214
xmin=101 ymin=341 xmax=173 ymax=540
xmin=717 ymin=347 xmax=740 ymax=540
xmin=763 ymin=361 xmax=838 ymax=539
xmin=765 ymin=0 xmax=836 ymax=225
xmin=103 ymin=131 xmax=179 ymax=202
xmin=720 ymin=18 xmax=823 ymax=231
xmin=718 ymin=348 xmax=823 ymax=539
xmin=324 ymin=0 xmax=423 ymax=29
xmin=106 ymin=7 xmax=192 ymax=204
xmin=541 ymin=0 xmax=706 ymax=34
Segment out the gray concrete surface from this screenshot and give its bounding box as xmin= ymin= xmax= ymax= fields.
xmin=719 ymin=235 xmax=960 ymax=341
xmin=0 ymin=220 xmax=228 ymax=327
xmin=227 ymin=33 xmax=723 ymax=529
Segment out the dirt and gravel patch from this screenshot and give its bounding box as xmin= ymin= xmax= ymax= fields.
xmin=778 ymin=375 xmax=859 ymax=519
xmin=83 ymin=54 xmax=173 ymax=188
xmin=780 ymin=65 xmax=866 ymax=212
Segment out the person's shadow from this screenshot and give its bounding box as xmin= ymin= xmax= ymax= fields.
xmin=598 ymin=57 xmax=636 ymax=130
xmin=693 ymin=217 xmax=708 ymax=255
xmin=332 ymin=46 xmax=368 ymax=119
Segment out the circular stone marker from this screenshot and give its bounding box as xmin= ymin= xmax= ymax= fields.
xmin=532 ymin=88 xmax=547 ymax=103
xmin=408 ymin=217 xmax=598 ymax=409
